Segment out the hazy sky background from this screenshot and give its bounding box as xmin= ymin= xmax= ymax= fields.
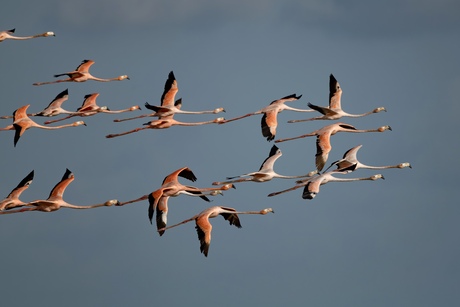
xmin=1 ymin=1 xmax=459 ymax=306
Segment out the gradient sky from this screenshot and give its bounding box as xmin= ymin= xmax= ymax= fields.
xmin=1 ymin=1 xmax=459 ymax=306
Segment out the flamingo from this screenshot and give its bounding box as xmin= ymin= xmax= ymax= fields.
xmin=288 ymin=74 xmax=386 ymax=123
xmin=106 ymin=113 xmax=224 ymax=138
xmin=212 ymin=145 xmax=317 ymax=185
xmin=113 ymin=71 xmax=225 ymax=122
xmin=275 ymin=122 xmax=392 ymax=171
xmin=268 ymin=169 xmax=385 ymax=199
xmin=324 ymin=144 xmax=412 ymax=173
xmin=1 ymin=105 xmax=86 ymax=147
xmin=0 ymin=170 xmax=34 ymax=211
xmin=0 ymin=169 xmax=119 ymax=214
xmin=117 ymin=167 xmax=235 ymax=226
xmin=32 ymin=59 xmax=130 ymax=86
xmin=0 ymin=28 xmax=55 ymax=42
xmin=157 ymin=205 xmax=274 ymax=257
xmin=220 ymin=94 xmax=313 ymax=141
xmin=0 ymin=89 xmax=81 ymax=120
xmin=44 ymin=93 xmax=141 ymax=124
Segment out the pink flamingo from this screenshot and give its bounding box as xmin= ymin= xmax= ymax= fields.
xmin=268 ymin=170 xmax=385 ymax=199
xmin=275 ymin=122 xmax=392 ymax=171
xmin=324 ymin=144 xmax=412 ymax=172
xmin=212 ymin=145 xmax=317 ymax=185
xmin=117 ymin=167 xmax=236 ymax=229
xmin=220 ymin=94 xmax=313 ymax=141
xmin=0 ymin=28 xmax=54 ymax=42
xmin=0 ymin=105 xmax=86 ymax=147
xmin=114 ymin=71 xmax=224 ymax=122
xmin=33 ymin=59 xmax=129 ymax=86
xmin=0 ymin=89 xmax=78 ymax=119
xmin=288 ymin=74 xmax=386 ymax=123
xmin=0 ymin=170 xmax=34 ymax=211
xmin=44 ymin=93 xmax=140 ymax=124
xmin=0 ymin=169 xmax=118 ymax=214
xmin=106 ymin=112 xmax=224 ymax=138
xmin=157 ymin=205 xmax=274 ymax=257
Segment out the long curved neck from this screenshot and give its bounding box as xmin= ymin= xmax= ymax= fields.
xmin=358 ymin=162 xmax=406 ymax=170
xmin=274 ymin=173 xmax=313 ymax=179
xmin=342 ymin=110 xmax=375 ymax=118
xmin=101 ymin=107 xmax=137 ymax=114
xmin=327 ymin=175 xmax=379 ymax=183
xmin=342 ymin=128 xmax=378 ymax=133
xmin=88 ymin=76 xmax=122 ymax=82
xmin=61 ymin=202 xmax=107 ymax=209
xmin=175 ymin=120 xmax=219 ymax=126
xmin=212 ymin=178 xmax=251 ymax=185
xmin=176 ymin=109 xmax=216 ymax=115
xmin=8 ymin=35 xmax=38 ymax=40
xmin=283 ymin=106 xmax=314 ymax=113
xmin=37 ymin=122 xmax=81 ymax=129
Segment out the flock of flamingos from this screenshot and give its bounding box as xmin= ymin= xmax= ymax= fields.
xmin=0 ymin=28 xmax=411 ymax=257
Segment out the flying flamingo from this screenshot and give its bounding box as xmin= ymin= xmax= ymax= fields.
xmin=268 ymin=169 xmax=385 ymax=199
xmin=0 ymin=169 xmax=119 ymax=215
xmin=288 ymin=74 xmax=386 ymax=123
xmin=32 ymin=59 xmax=130 ymax=86
xmin=44 ymin=93 xmax=141 ymax=124
xmin=106 ymin=113 xmax=224 ymax=138
xmin=0 ymin=28 xmax=55 ymax=42
xmin=1 ymin=105 xmax=86 ymax=147
xmin=0 ymin=89 xmax=80 ymax=120
xmin=220 ymin=94 xmax=313 ymax=141
xmin=113 ymin=71 xmax=225 ymax=122
xmin=157 ymin=205 xmax=274 ymax=257
xmin=324 ymin=144 xmax=412 ymax=173
xmin=0 ymin=170 xmax=34 ymax=211
xmin=275 ymin=122 xmax=392 ymax=171
xmin=212 ymin=145 xmax=317 ymax=185
xmin=117 ymin=167 xmax=235 ymax=226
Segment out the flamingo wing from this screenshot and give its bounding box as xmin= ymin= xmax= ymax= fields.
xmin=161 ymin=71 xmax=178 ymax=107
xmin=261 ymin=111 xmax=277 ymax=141
xmin=329 ymin=74 xmax=342 ymax=110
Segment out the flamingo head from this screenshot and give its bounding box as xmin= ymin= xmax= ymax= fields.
xmin=260 ymin=208 xmax=274 ymax=214
xmin=104 ymin=199 xmax=120 ymax=206
xmin=378 ymin=125 xmax=392 ymax=132
xmin=74 ymin=121 xmax=86 ymax=126
xmin=398 ymin=162 xmax=412 ymax=169
xmin=214 ymin=107 xmax=225 ymax=113
xmin=373 ymin=107 xmax=386 ymax=113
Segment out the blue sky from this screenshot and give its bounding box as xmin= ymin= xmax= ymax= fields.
xmin=1 ymin=1 xmax=459 ymax=306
